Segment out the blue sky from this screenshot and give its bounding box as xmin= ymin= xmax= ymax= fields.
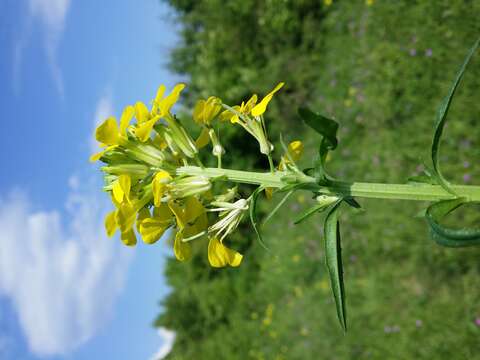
xmin=0 ymin=1 xmax=181 ymax=359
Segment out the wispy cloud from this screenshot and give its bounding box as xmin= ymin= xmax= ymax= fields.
xmin=0 ymin=178 xmax=132 ymax=356
xmin=13 ymin=0 xmax=71 ymax=97
xmin=150 ymin=327 xmax=176 ymax=360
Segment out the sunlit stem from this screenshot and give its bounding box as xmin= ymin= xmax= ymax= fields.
xmin=176 ymin=166 xmax=480 ymax=202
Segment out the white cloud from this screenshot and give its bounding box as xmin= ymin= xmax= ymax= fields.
xmin=14 ymin=0 xmax=71 ymax=96
xmin=90 ymin=91 xmax=114 ymax=152
xmin=150 ymin=327 xmax=176 ymax=360
xmin=0 ymin=179 xmax=133 ymax=356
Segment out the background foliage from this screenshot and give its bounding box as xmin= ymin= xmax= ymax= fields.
xmin=155 ymin=1 xmax=480 ymax=358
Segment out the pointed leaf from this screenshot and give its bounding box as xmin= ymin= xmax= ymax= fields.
xmin=250 ymin=186 xmax=269 ymax=251
xmin=294 ymin=203 xmax=330 ymax=224
xmin=425 ymin=199 xmax=480 ymax=247
xmin=324 ymin=201 xmax=347 ymax=331
xmin=431 ymin=37 xmax=479 ymax=194
xmin=263 ymin=190 xmax=294 ymax=226
xmin=298 ymin=107 xmax=339 ymax=182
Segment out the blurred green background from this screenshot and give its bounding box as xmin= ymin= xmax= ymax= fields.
xmin=155 ymin=1 xmax=480 ymax=358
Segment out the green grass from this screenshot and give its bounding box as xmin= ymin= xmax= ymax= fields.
xmin=158 ymin=1 xmax=480 ymax=358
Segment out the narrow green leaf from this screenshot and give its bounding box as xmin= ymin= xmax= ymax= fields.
xmin=249 ymin=186 xmax=269 ymax=251
xmin=263 ymin=190 xmax=294 ymax=226
xmin=298 ymin=107 xmax=339 ymax=182
xmin=343 ymin=197 xmax=361 ymax=209
xmin=294 ymin=203 xmax=330 ymax=224
xmin=324 ymin=201 xmax=347 ymax=331
xmin=298 ymin=107 xmax=339 ymax=149
xmin=431 ymin=37 xmax=480 ymax=194
xmin=425 ymin=199 xmax=480 ymax=247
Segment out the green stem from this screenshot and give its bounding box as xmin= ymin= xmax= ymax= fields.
xmin=267 ymin=155 xmax=275 ymax=173
xmin=176 ymin=166 xmax=480 ymax=202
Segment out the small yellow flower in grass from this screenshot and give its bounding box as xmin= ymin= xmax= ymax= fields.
xmin=90 ymin=105 xmax=134 ymax=161
xmin=193 ymin=96 xmax=221 ymax=125
xmin=324 ymin=0 xmax=332 ymax=5
xmin=251 ymin=82 xmax=284 ymax=117
xmin=207 ymin=237 xmax=243 ymax=267
xmin=366 ymin=0 xmax=374 ymax=5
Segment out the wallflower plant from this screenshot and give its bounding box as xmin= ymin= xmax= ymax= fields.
xmin=92 ymin=38 xmax=480 ymax=331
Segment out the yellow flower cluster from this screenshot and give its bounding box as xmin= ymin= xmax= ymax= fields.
xmin=91 ymin=82 xmax=302 ymax=268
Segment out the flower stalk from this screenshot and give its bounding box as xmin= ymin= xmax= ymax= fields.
xmin=176 ymin=166 xmax=480 ymax=202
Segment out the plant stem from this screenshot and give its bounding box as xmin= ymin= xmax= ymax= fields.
xmin=176 ymin=166 xmax=480 ymax=202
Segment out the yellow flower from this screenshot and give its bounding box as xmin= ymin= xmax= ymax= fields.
xmin=366 ymin=0 xmax=374 ymax=5
xmin=324 ymin=0 xmax=332 ymax=6
xmin=90 ymin=105 xmax=134 ymax=161
xmin=193 ymin=96 xmax=221 ymax=125
xmin=134 ymin=83 xmax=186 ymax=142
xmin=168 ymin=197 xmax=208 ymax=261
xmin=207 ymin=237 xmax=243 ymax=267
xmin=278 ymin=140 xmax=304 ymax=170
xmin=138 ymin=204 xmax=173 ymax=244
xmin=112 ymin=174 xmax=131 ymax=204
xmin=251 ymin=82 xmax=284 ymax=117
xmin=220 ymin=94 xmax=258 ymax=124
xmin=104 ymin=174 xmax=141 ymax=246
xmin=153 ymin=83 xmax=185 ymax=117
xmin=152 ymin=170 xmax=172 ymax=206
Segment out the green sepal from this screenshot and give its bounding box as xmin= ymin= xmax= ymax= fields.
xmin=430 ymin=37 xmax=480 ymax=194
xmin=324 ymin=200 xmax=347 ymax=332
xmin=425 ymin=198 xmax=480 ymax=247
xmin=249 ymin=186 xmax=269 ymax=251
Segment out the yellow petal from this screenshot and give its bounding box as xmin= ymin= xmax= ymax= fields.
xmin=251 ymin=82 xmax=284 ymax=117
xmin=219 ymin=109 xmax=233 ymax=122
xmin=193 ymin=99 xmax=206 ymax=124
xmin=208 ymin=237 xmax=243 ymax=268
xmin=135 ymin=118 xmax=158 ymax=142
xmin=158 ymin=83 xmax=185 ymax=116
xmin=184 ymin=196 xmax=205 ymax=224
xmin=244 ymin=94 xmax=258 ymax=113
xmin=153 ymin=171 xmax=171 ymax=206
xmin=174 ymin=232 xmax=191 ymax=261
xmin=168 ymin=200 xmax=185 ymax=230
xmin=195 ymin=127 xmax=210 ymax=149
xmin=139 ymin=217 xmax=169 ymax=244
xmin=112 ymin=174 xmax=131 ymax=203
xmin=121 ymin=229 xmax=137 ymax=246
xmin=288 ymin=140 xmax=304 ymax=161
xmin=105 ymin=210 xmax=118 ymax=237
xmin=136 ymin=207 xmax=151 ymax=233
xmin=119 ymin=105 xmax=135 ymax=134
xmin=152 ymin=85 xmax=166 ymax=113
xmin=115 ymin=202 xmax=136 ymax=233
xmin=265 ymin=187 xmax=273 ymax=200
xmin=135 ymin=102 xmax=150 ymax=123
xmin=89 ymin=150 xmax=105 ymax=162
xmin=95 ymin=117 xmax=120 ymax=145
xmin=154 ymin=203 xmax=173 ymax=221
xmin=153 ymin=135 xmax=168 ymax=150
